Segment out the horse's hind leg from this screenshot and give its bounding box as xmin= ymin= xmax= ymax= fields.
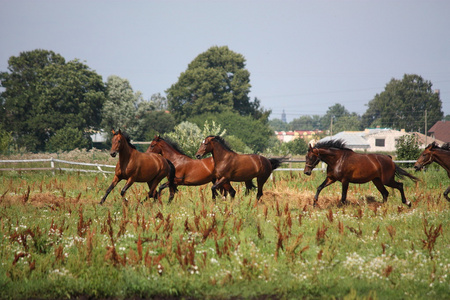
xmin=372 ymin=178 xmax=389 ymax=203
xmin=384 ymin=179 xmax=411 ymax=207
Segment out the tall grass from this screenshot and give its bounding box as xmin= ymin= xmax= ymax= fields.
xmin=0 ymin=166 xmax=449 ymax=299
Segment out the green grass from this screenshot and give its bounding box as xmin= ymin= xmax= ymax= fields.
xmin=0 ymin=166 xmax=449 ymax=299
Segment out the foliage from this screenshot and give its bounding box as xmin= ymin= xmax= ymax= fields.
xmin=362 ymin=74 xmax=443 ymax=132
xmin=268 ymin=118 xmax=289 ymax=131
xmin=0 ymin=49 xmax=106 ymax=152
xmin=165 ymin=120 xmax=226 ymax=158
xmin=332 ymin=114 xmax=362 ymax=133
xmin=290 ymin=115 xmax=323 ymax=130
xmin=101 ymin=75 xmax=155 ymax=141
xmin=396 ymin=134 xmax=422 ymax=164
xmin=286 ymin=138 xmax=309 ymax=155
xmin=166 ymin=46 xmax=269 ymax=121
xmin=189 ymin=111 xmax=273 ymax=153
xmin=46 ymin=126 xmax=91 ymax=152
xmin=0 ymin=124 xmax=12 ymax=154
xmin=141 ymin=111 xmax=176 ymax=141
xmin=0 ymin=168 xmax=449 ymax=299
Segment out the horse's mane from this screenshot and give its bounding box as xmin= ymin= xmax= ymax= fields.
xmin=157 ymin=136 xmax=187 ymax=156
xmin=430 ymin=142 xmax=450 ymax=151
xmin=314 ymin=139 xmax=353 ymax=151
xmin=114 ymin=130 xmax=136 ymax=149
xmin=209 ymin=135 xmax=235 ymax=153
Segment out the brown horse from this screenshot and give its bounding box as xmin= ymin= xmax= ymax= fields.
xmin=304 ymin=139 xmax=419 ymax=207
xmin=195 ymin=136 xmax=282 ymax=200
xmin=100 ymin=130 xmax=176 ymax=205
xmin=414 ymin=142 xmax=450 ymax=201
xmin=146 ymin=135 xmax=234 ymax=199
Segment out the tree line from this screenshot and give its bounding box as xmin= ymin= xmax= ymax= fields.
xmin=0 ymin=47 xmax=447 ymax=155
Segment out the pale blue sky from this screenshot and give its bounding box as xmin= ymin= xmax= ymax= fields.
xmin=1 ymin=0 xmax=449 ymax=122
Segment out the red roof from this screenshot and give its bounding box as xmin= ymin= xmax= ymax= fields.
xmin=428 ymin=121 xmax=450 ymax=142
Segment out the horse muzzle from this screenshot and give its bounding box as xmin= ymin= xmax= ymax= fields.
xmin=413 ymin=164 xmax=423 ymax=172
xmin=110 ymin=151 xmax=117 ymax=158
xmin=195 ymin=154 xmax=203 ymax=159
xmin=304 ymin=169 xmax=312 ymax=176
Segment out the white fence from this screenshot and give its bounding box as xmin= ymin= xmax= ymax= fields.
xmin=0 ymin=158 xmax=416 ymax=175
xmin=0 ymin=158 xmax=115 ymax=175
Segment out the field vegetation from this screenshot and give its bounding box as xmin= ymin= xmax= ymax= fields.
xmin=0 ymin=151 xmax=449 ymax=299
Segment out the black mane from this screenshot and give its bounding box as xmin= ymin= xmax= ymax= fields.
xmin=431 ymin=142 xmax=450 ymax=151
xmin=314 ymin=139 xmax=352 ymax=151
xmin=114 ymin=130 xmax=136 ymax=149
xmin=208 ymin=135 xmax=235 ymax=153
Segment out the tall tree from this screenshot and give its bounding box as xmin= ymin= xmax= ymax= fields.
xmin=0 ymin=49 xmax=106 ymax=151
xmin=362 ymin=74 xmax=443 ymax=132
xmin=101 ymin=75 xmax=154 ymax=140
xmin=166 ymin=46 xmax=269 ymax=121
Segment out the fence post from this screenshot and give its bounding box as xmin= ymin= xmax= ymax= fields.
xmin=50 ymin=157 xmax=55 ymax=175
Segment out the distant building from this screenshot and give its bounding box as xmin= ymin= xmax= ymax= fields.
xmin=428 ymin=121 xmax=450 ymax=143
xmin=275 ymin=130 xmax=324 ymax=143
xmin=281 ymin=110 xmax=287 ymax=123
xmin=319 ymin=128 xmax=444 ymax=152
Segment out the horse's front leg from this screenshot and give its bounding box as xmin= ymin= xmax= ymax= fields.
xmin=120 ymin=178 xmax=135 ymax=202
xmin=340 ymin=181 xmax=349 ymax=205
xmin=100 ymin=176 xmax=120 ymax=205
xmin=314 ymin=177 xmax=336 ymax=207
xmin=213 ymin=178 xmax=235 ymax=199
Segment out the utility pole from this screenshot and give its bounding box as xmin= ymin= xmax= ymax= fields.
xmin=330 ymin=117 xmax=333 ymax=136
xmin=425 ymin=109 xmax=427 ymax=146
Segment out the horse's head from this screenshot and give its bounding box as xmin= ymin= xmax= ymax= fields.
xmin=304 ymin=144 xmax=320 ymax=176
xmin=195 ymin=136 xmax=214 ymax=159
xmin=147 ymin=135 xmax=162 ymax=154
xmin=414 ymin=142 xmax=436 ymax=171
xmin=110 ymin=129 xmax=124 ymax=157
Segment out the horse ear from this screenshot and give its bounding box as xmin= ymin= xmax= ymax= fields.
xmin=111 ymin=129 xmax=116 ymax=135
xmin=118 ymin=129 xmax=122 ymax=134
xmin=309 ymin=144 xmax=313 ymax=151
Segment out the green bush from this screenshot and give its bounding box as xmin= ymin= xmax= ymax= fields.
xmin=396 ymin=134 xmax=421 ymax=166
xmin=46 ymin=126 xmax=91 ymax=152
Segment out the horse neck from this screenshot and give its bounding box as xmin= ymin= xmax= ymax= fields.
xmin=160 ymin=142 xmax=189 ymax=160
xmin=118 ymin=141 xmax=135 ymax=165
xmin=211 ymin=141 xmax=235 ymax=161
xmin=433 ymin=149 xmax=450 ymax=172
xmin=317 ymin=148 xmax=346 ymax=166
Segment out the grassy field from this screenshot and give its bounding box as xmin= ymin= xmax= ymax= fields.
xmin=0 ymin=152 xmax=449 ymax=299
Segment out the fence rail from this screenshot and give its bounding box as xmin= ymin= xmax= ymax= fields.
xmin=0 ymin=158 xmax=417 ymax=175
xmin=0 ymin=158 xmax=115 ymax=175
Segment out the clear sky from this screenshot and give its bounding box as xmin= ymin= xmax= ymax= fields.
xmin=1 ymin=0 xmax=449 ymax=122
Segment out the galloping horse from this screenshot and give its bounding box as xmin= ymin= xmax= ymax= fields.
xmin=304 ymin=139 xmax=419 ymax=207
xmin=146 ymin=135 xmax=233 ymax=199
xmin=414 ymin=142 xmax=450 ymax=201
xmin=195 ymin=136 xmax=282 ymax=200
xmin=100 ymin=130 xmax=176 ymax=205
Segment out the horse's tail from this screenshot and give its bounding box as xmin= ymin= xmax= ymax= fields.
xmin=166 ymin=159 xmax=178 ymax=193
xmin=395 ymin=164 xmax=420 ymax=182
xmin=269 ymin=158 xmax=283 ymax=171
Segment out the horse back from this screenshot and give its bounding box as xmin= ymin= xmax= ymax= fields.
xmin=218 ymin=153 xmax=271 ymax=181
xmin=130 ymin=151 xmax=170 ymax=182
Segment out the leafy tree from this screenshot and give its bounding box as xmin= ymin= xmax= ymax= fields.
xmin=165 ymin=120 xmax=226 ymax=158
xmin=268 ymin=118 xmax=289 ymax=131
xmin=332 ymin=114 xmax=362 ymax=133
xmin=189 ymin=111 xmax=273 ymax=153
xmin=101 ymin=75 xmax=154 ymax=140
xmin=46 ymin=126 xmax=90 ymax=152
xmin=362 ymin=74 xmax=443 ymax=132
xmin=166 ymin=46 xmax=269 ymax=121
xmin=286 ymin=138 xmax=308 ymax=155
xmin=444 ymin=115 xmax=450 ymax=121
xmin=0 ymin=124 xmax=12 ymax=154
xmin=0 ymin=49 xmax=106 ymax=151
xmin=395 ymin=134 xmax=421 ymax=167
xmin=290 ymin=115 xmax=322 ymax=130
